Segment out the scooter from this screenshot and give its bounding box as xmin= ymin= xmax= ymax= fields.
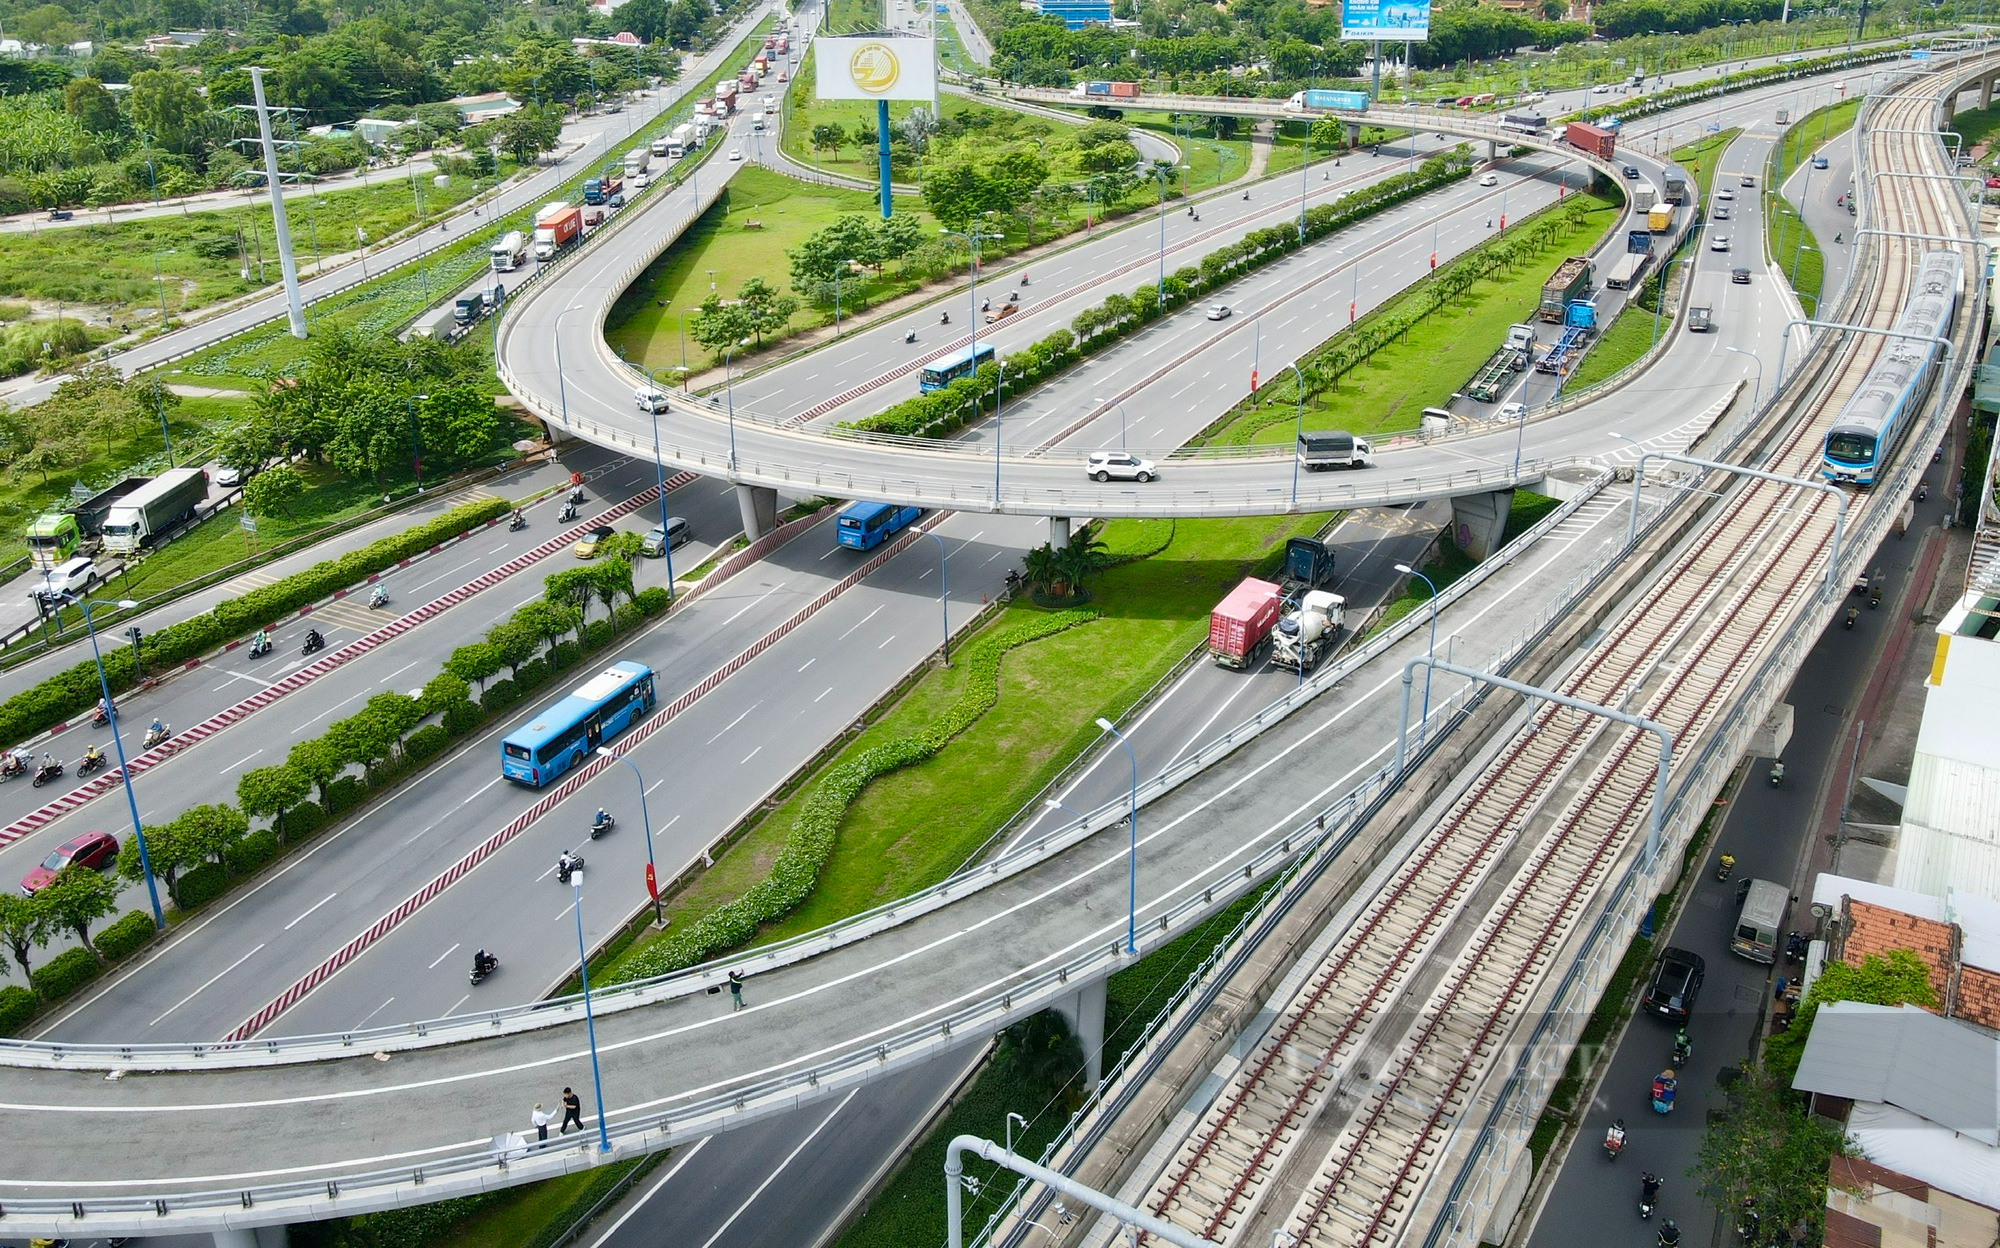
xmin=302 ymin=630 xmax=326 ymax=656
xmin=905 ymin=329 xmax=917 ymax=344
xmin=560 ymin=500 xmax=579 ymax=523
xmin=590 ymin=810 xmax=616 ymax=839
xmin=940 ymin=310 xmax=950 ymax=325
xmin=1870 ymin=582 xmax=1883 ymax=608
xmin=0 ymin=754 xmax=25 ymax=782
xmin=1019 ymin=273 xmax=1029 ymax=286
xmin=1007 ymin=290 xmax=1019 ymax=304
xmin=1651 ymin=1070 xmax=1677 ymax=1115
xmin=92 ymin=704 xmax=112 ymax=728
xmin=1716 ymin=852 xmax=1736 ymax=881
xmin=143 ymin=722 xmax=169 ymax=749
xmin=369 ymin=585 xmax=389 ymax=610
xmin=1604 ymin=1120 xmax=1627 ymax=1160
xmin=1768 ymin=760 xmax=1784 ymax=786
xmin=1671 ymin=1028 xmax=1691 ymax=1067
xmin=1844 ymin=606 xmax=1860 ymax=629
xmin=469 ymin=952 xmax=499 ymax=986
xmin=77 ymin=748 xmax=107 ymax=777
xmin=509 ymin=511 xmax=528 ymax=532
xmin=569 ymin=486 xmax=586 ymax=506
xmin=31 ymin=759 xmax=63 ymax=787
xmin=1918 ymin=481 xmax=1930 ymax=501
xmin=1639 ymin=1174 xmax=1660 ymax=1220
xmin=1785 ymin=930 xmax=1809 ymax=963
xmin=1659 ymin=1219 xmax=1681 ymax=1248
xmin=249 ymin=633 xmax=273 ymax=658
xmin=556 ymin=852 xmax=584 ymax=884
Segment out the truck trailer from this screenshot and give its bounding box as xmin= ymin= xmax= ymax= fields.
xmin=1209 ymin=577 xmax=1283 ymax=669
xmin=1565 ymin=121 xmax=1617 ymax=160
xmin=67 ymin=478 xmax=151 ymax=540
xmin=1284 ymin=89 xmax=1370 ymax=112
xmin=1539 ymin=257 xmax=1593 ymax=322
xmin=100 ymin=467 xmax=206 ymax=553
xmin=532 ymin=204 xmax=582 ymax=261
xmin=1465 ymin=324 xmax=1537 ymax=402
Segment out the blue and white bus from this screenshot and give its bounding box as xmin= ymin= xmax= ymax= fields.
xmin=501 ymin=661 xmax=657 ymax=786
xmin=918 ymin=342 xmax=996 ymax=393
xmin=836 ymin=501 xmax=921 ymax=550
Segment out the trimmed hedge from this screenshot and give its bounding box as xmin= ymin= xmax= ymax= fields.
xmin=0 ymin=497 xmax=509 ymax=748
xmin=225 ymin=829 xmax=281 ymax=876
xmin=325 ymin=775 xmax=367 ymax=816
xmin=636 ymin=587 xmax=671 ymax=615
xmin=31 ymin=945 xmax=102 ymax=1001
xmin=405 ymin=723 xmax=451 ymax=763
xmin=277 ymin=800 xmax=327 ymax=842
xmin=613 ymin=608 xmax=1100 ymax=982
xmin=174 ymin=862 xmax=230 ymax=911
xmin=442 ymin=699 xmax=483 ymax=736
xmin=482 ymin=678 xmax=521 ymax=714
xmin=93 ymin=909 xmax=159 ymax=962
xmin=0 ymin=984 xmax=36 ymax=1035
xmin=843 ymin=151 xmax=1475 ymax=442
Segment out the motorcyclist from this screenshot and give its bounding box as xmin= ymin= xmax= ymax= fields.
xmin=511 ymin=508 xmax=525 ymax=527
xmin=1605 ymin=1119 xmax=1626 ymax=1153
xmin=1658 ymin=1219 xmax=1681 ymax=1248
xmin=1019 ymin=272 xmax=1029 ymax=285
xmin=371 ymin=583 xmax=388 ymax=607
xmin=97 ymin=696 xmax=111 ymax=718
xmin=1834 ymin=232 xmax=1842 ymax=244
xmin=473 ymin=948 xmax=496 ymax=976
xmin=1641 ymin=1173 xmax=1661 ymax=1206
xmin=253 ymin=627 xmax=269 ymax=652
xmin=148 ymin=719 xmax=164 ymax=739
xmin=595 ymin=807 xmax=610 ymax=828
xmin=557 ymin=849 xmax=579 ymax=881
xmin=82 ymin=743 xmax=103 ymax=766
xmin=305 ymin=627 xmax=323 ymax=650
xmin=1769 ymin=759 xmax=1785 ymax=784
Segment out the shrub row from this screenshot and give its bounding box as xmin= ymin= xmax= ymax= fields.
xmin=30 ymin=946 xmax=101 ymax=1001
xmin=0 ymin=497 xmax=510 ymax=748
xmin=92 ymin=908 xmax=158 ymax=962
xmin=0 ymin=984 xmax=34 ymax=1034
xmin=843 ymin=151 xmax=1476 ymax=442
xmin=612 ymin=608 xmax=1101 ymax=983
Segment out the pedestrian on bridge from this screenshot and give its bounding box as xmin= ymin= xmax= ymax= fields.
xmin=729 ymin=969 xmax=746 ymax=1011
xmin=560 ymin=1087 xmax=583 ymax=1134
xmin=531 ymin=1103 xmax=553 ymax=1141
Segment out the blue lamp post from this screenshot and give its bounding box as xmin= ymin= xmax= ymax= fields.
xmin=595 ymin=747 xmax=661 ymax=927
xmin=64 ymin=592 xmax=163 ymax=928
xmin=923 ymin=531 xmax=951 ymax=666
xmin=569 ymin=866 xmax=613 ymax=1154
xmin=1288 ymin=363 xmax=1308 ymax=510
xmin=1093 ymin=717 xmax=1139 ymax=955
xmin=1394 ymin=562 xmax=1440 ymax=729
xmin=644 ymin=368 xmax=680 ymax=601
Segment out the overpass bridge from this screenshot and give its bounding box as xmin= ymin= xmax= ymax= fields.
xmin=0 ymin=46 xmax=1986 ymax=1248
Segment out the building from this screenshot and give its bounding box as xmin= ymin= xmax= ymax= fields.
xmin=1895 ymin=579 xmax=2000 ymax=899
xmin=1032 ymin=0 xmax=1114 ymax=26
xmin=447 ymin=92 xmax=522 ymax=124
xmin=1823 ymin=1156 xmax=2000 ymax=1248
xmin=354 ymin=117 xmax=414 ymax=146
xmin=1809 ymin=874 xmax=2000 ymax=1030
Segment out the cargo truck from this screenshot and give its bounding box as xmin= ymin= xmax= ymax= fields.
xmin=1283 ymin=88 xmax=1371 ymax=112
xmin=1209 ymin=577 xmax=1283 ymax=669
xmin=751 ymin=111 xmax=766 ymax=131
xmin=1662 ymin=175 xmax=1687 ymax=205
xmin=651 ymin=135 xmax=671 ymax=157
xmin=1534 ymin=300 xmax=1598 ymax=375
xmin=1465 ymin=324 xmax=1537 ymax=402
xmin=1296 ymin=430 xmax=1374 ymax=470
xmin=66 ymin=478 xmax=151 ymax=542
xmin=1271 ymin=590 xmax=1346 ymax=674
xmin=1688 ymin=305 xmax=1713 ymax=333
xmin=1647 ymin=203 xmax=1673 ymax=232
xmin=670 ymin=123 xmax=696 ymax=156
xmin=1071 ymin=80 xmax=1142 ymax=99
xmin=100 ymin=467 xmax=206 ymax=553
xmin=1627 ymin=229 xmax=1654 ymax=254
xmin=1277 ymin=537 xmax=1337 ymax=599
xmin=1634 ymin=183 xmax=1657 ymax=212
xmin=454 ymin=280 xmax=504 ymax=325
xmin=582 ymin=171 xmax=622 ymax=204
xmin=1565 ymin=121 xmax=1617 ymax=159
xmin=489 ymin=230 xmax=528 ymax=272
xmin=1539 ymin=257 xmax=1593 ymax=322
xmin=24 ymin=512 xmax=81 ymax=569
xmin=532 ymin=204 xmax=582 ymax=261
xmin=623 ymin=148 xmax=650 ymax=179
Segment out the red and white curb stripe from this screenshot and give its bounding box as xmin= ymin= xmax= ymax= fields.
xmin=0 ymin=479 xmax=692 ymax=849
xmin=225 ymin=508 xmax=942 ymax=1041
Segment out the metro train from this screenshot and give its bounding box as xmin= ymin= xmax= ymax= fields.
xmin=1821 ymin=249 xmax=1963 ymax=487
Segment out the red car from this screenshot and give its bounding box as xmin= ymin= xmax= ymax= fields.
xmin=1985 ymin=176 xmax=2000 ymax=189
xmin=21 ymin=830 xmax=119 ymax=894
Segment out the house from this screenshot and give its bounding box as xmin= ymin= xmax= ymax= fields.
xmin=1809 ymin=874 xmax=2000 ymax=1031
xmin=354 ymin=117 xmax=413 ymax=146
xmin=448 ymin=92 xmax=522 ymax=124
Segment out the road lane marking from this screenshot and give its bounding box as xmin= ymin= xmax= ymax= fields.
xmin=696 ymin=1090 xmax=859 ymax=1248
xmin=705 ymin=701 xmax=763 ymax=746
xmin=837 ymin=604 xmax=884 ymax=640
xmin=284 ymin=892 xmax=339 ymax=931
xmin=427 ymin=943 xmax=460 ymax=970
xmin=815 ymin=686 xmax=833 ymax=702
xmin=149 ymin=944 xmax=263 ymax=1027
xmin=221 ymin=748 xmax=264 ymax=773
xmin=353 ymin=997 xmax=395 ymax=1030
xmin=741 ymin=746 xmax=761 ymax=764
xmin=584 ymin=1137 xmax=712 ymax=1248
xmin=798 ymin=657 xmax=815 ymax=672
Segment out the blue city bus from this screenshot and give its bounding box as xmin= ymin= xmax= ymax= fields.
xmin=836 ymin=501 xmax=922 ymax=550
xmin=917 ymin=342 xmax=996 ymax=393
xmin=501 ymin=661 xmax=657 ymax=786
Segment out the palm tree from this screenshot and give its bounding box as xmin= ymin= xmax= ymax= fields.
xmin=1021 ymin=543 xmax=1060 ymax=598
xmin=1052 ymin=528 xmax=1109 ymax=601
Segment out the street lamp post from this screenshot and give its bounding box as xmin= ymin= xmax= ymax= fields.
xmin=723 ymin=344 xmax=740 ymax=473
xmin=1093 ymin=717 xmax=1139 ymax=955
xmin=993 ymin=361 xmax=1005 ymax=504
xmin=594 ymin=747 xmax=662 ymax=926
xmin=1393 ymin=563 xmax=1440 ymax=731
xmin=1298 ymin=120 xmax=1311 ymax=244
xmin=404 ymin=392 xmax=428 ymax=492
xmin=923 ymin=531 xmax=951 ymax=666
xmin=1724 ymin=345 xmax=1765 ymax=406
xmin=646 ymin=367 xmax=680 ymax=600
xmin=1150 ymin=165 xmax=1189 ymax=311
xmin=1288 ymin=363 xmax=1307 ymax=510
xmin=64 ymin=593 xmax=163 ymax=928
xmin=940 ymin=225 xmax=1002 ymax=380
xmin=555 ymin=304 xmax=586 ymax=422
xmin=1790 ymin=242 xmax=1817 ymax=292
xmin=568 ymin=868 xmax=613 ymax=1153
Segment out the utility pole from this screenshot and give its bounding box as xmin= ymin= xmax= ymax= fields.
xmin=249 ymin=67 xmax=307 ymax=339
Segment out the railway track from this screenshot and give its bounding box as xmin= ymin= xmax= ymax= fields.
xmin=1129 ymin=73 xmax=1973 ymax=1248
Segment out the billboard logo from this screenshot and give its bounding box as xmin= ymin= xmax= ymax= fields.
xmin=849 ymin=41 xmax=903 ymax=93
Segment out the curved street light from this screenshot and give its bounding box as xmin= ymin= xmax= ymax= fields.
xmin=61 ymin=592 xmax=163 ymax=928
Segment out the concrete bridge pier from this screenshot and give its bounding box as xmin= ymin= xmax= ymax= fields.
xmin=1486 ymin=139 xmax=1500 ymax=163
xmin=1050 ymin=976 xmax=1108 ymax=1088
xmin=1981 ymin=74 xmax=1993 ymax=109
xmin=735 ymin=483 xmax=778 ymax=541
xmin=1049 ymin=516 xmax=1071 ymax=546
xmin=1450 ymin=488 xmax=1514 ymax=561
xmin=1345 ymin=121 xmax=1361 ymax=149
xmin=214 ymin=1225 xmax=288 ymax=1248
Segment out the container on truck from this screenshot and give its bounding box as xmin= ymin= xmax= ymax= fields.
xmin=775 ymin=35 xmax=788 ymax=53
xmin=670 ymin=123 xmax=696 ymax=157
xmin=1647 ymin=203 xmax=1673 ymax=232
xmin=1603 ymin=251 xmax=1651 ymax=290
xmin=763 ymin=34 xmax=776 ymax=49
xmin=411 ymin=304 xmax=458 ymax=340
xmin=69 ymin=478 xmax=150 ymax=539
xmin=25 ymin=512 xmax=81 ymax=569
xmin=532 ymin=204 xmax=582 ymax=261
xmin=1565 ymin=121 xmax=1617 ymax=159
xmin=1071 ymin=80 xmax=1142 ymax=99
xmin=1271 ymin=590 xmax=1346 ymax=674
xmin=1283 ymin=88 xmax=1370 ymax=112
xmin=623 ymin=149 xmax=650 ymax=178
xmin=1538 ymin=257 xmax=1593 ymax=322
xmin=99 ymin=467 xmax=206 ymax=553
xmin=490 ymin=230 xmax=529 ymax=272
xmin=695 ymin=96 xmax=714 ymax=115
xmin=1687 ymin=305 xmax=1713 ymax=333
xmin=1209 ymin=577 xmax=1283 ymax=669
xmin=1296 ymin=430 xmax=1374 ymax=470
xmin=753 ymin=55 xmax=770 ymax=75
xmin=1662 ymin=175 xmax=1688 ymax=204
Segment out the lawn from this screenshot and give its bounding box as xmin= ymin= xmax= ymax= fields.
xmin=1208 ymin=193 xmax=1620 ymax=445
xmin=604 ymin=165 xmax=933 ymax=370
xmin=598 ymin=511 xmax=1324 ymax=983
xmin=823 ymin=0 xmax=880 ymax=33
xmin=778 ymin=80 xmax=1013 ymax=181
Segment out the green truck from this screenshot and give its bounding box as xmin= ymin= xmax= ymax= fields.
xmin=1539 ymin=257 xmax=1594 ymax=322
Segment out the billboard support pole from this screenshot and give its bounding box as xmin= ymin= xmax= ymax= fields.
xmin=1372 ymin=40 xmax=1381 ymax=100
xmin=878 ymin=99 xmax=893 ymax=218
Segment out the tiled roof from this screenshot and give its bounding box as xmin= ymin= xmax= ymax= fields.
xmin=1839 ymin=898 xmax=1956 ymax=1009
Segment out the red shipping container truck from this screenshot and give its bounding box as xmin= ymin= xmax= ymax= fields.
xmin=1208 ymin=577 xmax=1284 ymax=669
xmin=1565 ymin=121 xmax=1616 ymax=160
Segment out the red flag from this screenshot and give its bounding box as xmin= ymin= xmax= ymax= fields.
xmin=1348 ymin=301 xmax=1356 ymax=322
xmin=1499 ymin=214 xmax=1507 ymax=230
xmin=1429 ymin=252 xmax=1437 ymax=269
xmin=1250 ymin=368 xmax=1259 ymax=392
xmin=645 ymin=862 xmax=658 ymax=901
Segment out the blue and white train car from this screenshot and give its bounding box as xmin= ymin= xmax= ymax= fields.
xmin=1821 ymin=249 xmax=1963 ymax=486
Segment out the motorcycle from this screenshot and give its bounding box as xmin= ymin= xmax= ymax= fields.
xmin=77 ymin=748 xmax=106 ymax=777
xmin=940 ymin=311 xmax=950 ymax=325
xmin=143 ymin=722 xmax=168 ymax=749
xmin=1716 ymin=852 xmax=1736 ymax=881
xmin=1738 ymin=1199 xmax=1760 ymax=1243
xmin=0 ymin=754 xmax=24 ymax=782
xmin=1604 ymin=1120 xmax=1627 ymax=1160
xmin=590 ymin=809 xmax=616 ymax=839
xmin=509 ymin=511 xmax=527 ymax=532
xmin=1007 ymin=290 xmax=1019 ymax=303
xmin=1019 ymin=273 xmax=1029 ymax=286
xmin=1639 ymin=1174 xmax=1660 ymax=1220
xmin=469 ymin=951 xmax=499 ymax=986
xmin=1651 ymin=1069 xmax=1677 ymax=1115
xmin=250 ymin=633 xmax=273 ymax=658
xmin=1844 ymin=606 xmax=1860 ymax=630
xmin=556 ymin=851 xmax=584 ymax=884
xmin=92 ymin=703 xmax=112 ymax=728
xmin=1785 ymin=930 xmax=1809 ymax=963
xmin=32 ymin=759 xmax=63 ymax=787
xmin=1659 ymin=1220 xmax=1682 ymax=1248
xmin=1671 ymin=1028 xmax=1691 ymax=1067
xmin=370 ymin=585 xmax=389 ymax=610
xmin=569 ymin=486 xmax=586 ymax=506
xmin=302 ymin=629 xmax=326 ymax=656
xmin=1918 ymin=481 xmax=1930 ymax=502
xmin=560 ymin=500 xmax=578 ymax=523
xmin=1870 ymin=582 xmax=1883 ymax=608
xmin=905 ymin=329 xmax=917 ymax=344
xmin=1768 ymin=761 xmax=1784 ymax=786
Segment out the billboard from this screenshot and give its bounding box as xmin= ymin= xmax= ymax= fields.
xmin=813 ymin=35 xmax=937 ymax=100
xmin=1339 ymin=0 xmax=1430 ymax=41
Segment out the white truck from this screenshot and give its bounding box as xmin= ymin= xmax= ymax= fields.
xmin=99 ymin=468 xmax=208 ymax=554
xmin=751 ymin=111 xmax=766 ymax=131
xmin=669 ymin=123 xmax=696 ymax=158
xmin=489 ymin=230 xmax=528 ymax=272
xmin=624 ymin=148 xmax=651 ymax=179
xmin=650 ymin=135 xmax=671 ymax=157
xmin=1271 ymin=590 xmax=1346 ymax=673
xmin=1296 ymin=430 xmax=1375 ymax=471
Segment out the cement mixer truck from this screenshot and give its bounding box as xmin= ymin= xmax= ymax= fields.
xmin=1271 ymin=589 xmax=1346 ymax=673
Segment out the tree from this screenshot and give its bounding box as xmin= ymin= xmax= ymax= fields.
xmin=995 ymin=1010 xmax=1085 ymax=1103
xmin=618 ymin=0 xmax=672 ymax=42
xmin=420 ymin=672 xmax=471 ymax=716
xmin=63 ymin=78 xmax=122 ymax=134
xmin=37 ymin=866 xmax=120 ymax=963
xmin=286 ymin=737 xmax=345 ymax=809
xmin=1763 ymin=949 xmax=1937 ymax=1081
xmin=244 ymin=465 xmax=305 ymax=520
xmin=237 ymin=764 xmax=311 ymax=840
xmin=1052 ymin=527 xmax=1109 ymax=598
xmin=810 ymin=123 xmax=844 ymax=158
xmin=513 ymin=599 xmax=581 ymax=654
xmin=543 ymin=565 xmax=600 ymax=621
xmin=116 ymin=824 xmax=188 ymax=904
xmin=364 ymin=691 xmax=424 ymax=755
xmin=0 ymin=893 xmax=52 ymax=983
xmin=414 ymin=385 xmax=498 ymax=471
xmin=873 ymin=215 xmax=923 ymax=271
xmin=174 ymin=804 xmax=249 ymax=879
xmin=688 ymin=295 xmax=756 ymax=358
xmin=591 ymin=557 xmax=635 ymax=623
xmin=1695 ymin=1065 xmax=1852 ymax=1248
xmin=494 ymin=109 xmax=563 ymax=165
xmin=735 ymin=277 xmax=796 ymax=345
xmin=485 ymin=620 xmax=540 ymax=677
xmin=1021 ymin=542 xmax=1061 ymax=598
xmin=128 ymin=69 xmax=208 ymax=155
xmin=445 ymin=640 xmax=504 ymax=691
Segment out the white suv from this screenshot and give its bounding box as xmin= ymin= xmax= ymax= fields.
xmin=1086 ymin=451 xmax=1158 ymax=483
xmin=34 ymin=556 xmax=96 ymax=603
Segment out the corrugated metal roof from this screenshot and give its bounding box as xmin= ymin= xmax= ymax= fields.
xmin=1792 ymin=1003 xmax=2000 ymax=1145
xmin=1896 ymin=753 xmax=2000 ymax=900
xmin=1954 ymin=891 xmax=2000 ymax=973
